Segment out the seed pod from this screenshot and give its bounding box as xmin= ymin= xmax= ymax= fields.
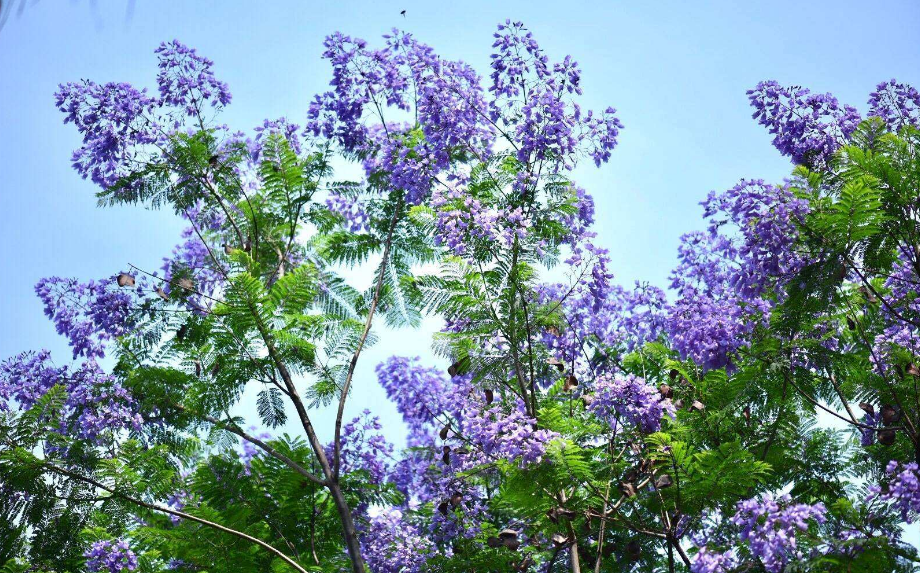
xmin=484 ymin=388 xmax=494 ymax=405
xmin=545 ymin=508 xmax=559 ymax=523
xmin=439 ymin=423 xmax=450 ymax=440
xmin=211 ymin=361 xmax=220 ymax=377
xmin=438 ymin=501 xmax=449 ymax=516
xmin=555 ymin=507 xmax=577 ymax=520
xmin=194 ymin=360 xmax=202 ymax=377
xmin=486 ymin=536 xmax=502 ymax=548
xmin=878 ymin=428 xmax=897 ymax=446
xmin=547 ymin=357 xmax=564 ymax=372
xmin=626 ymin=540 xmax=641 ymax=560
xmin=658 ymin=384 xmax=673 ymax=399
xmin=498 ymin=529 xmax=518 ymax=541
xmin=846 ymin=317 xmax=856 ymax=331
xmin=223 ymin=243 xmax=233 ymax=255
xmin=742 ymin=405 xmax=751 ymax=421
xmin=450 ymin=491 xmax=463 ymax=508
xmin=581 ymin=393 xmax=595 ymax=407
xmin=448 ymin=357 xmax=468 ymax=377
xmin=244 ymin=237 xmax=252 ymax=252
xmin=175 ymin=324 xmax=188 ymax=342
xmin=515 ymin=555 xmax=533 ymax=571
xmin=442 ymin=446 xmax=451 ymax=465
xmin=881 ymin=404 xmax=901 ymax=425
xmin=673 ymin=399 xmax=684 ymax=410
xmin=208 ymin=154 xmax=220 ymax=167
xmin=908 ymin=363 xmax=920 ymax=377
xmin=504 ymin=538 xmax=521 ymax=551
xmin=551 ymin=533 xmax=568 ymax=547
xmin=546 ymin=326 xmax=561 ymax=337
xmin=178 ymin=277 xmax=194 ymax=291
xmin=690 ymin=400 xmax=706 ymax=412
xmin=859 ymin=285 xmax=879 ymax=303
xmin=655 ymin=474 xmax=673 ymax=489
xmin=116 ymin=273 xmax=135 ymax=287
xmin=563 ymin=375 xmax=579 ymax=392
xmin=619 ymin=481 xmax=637 ymax=497
xmin=859 ymin=402 xmax=875 ymax=417
xmin=156 ymin=286 xmax=169 ymax=300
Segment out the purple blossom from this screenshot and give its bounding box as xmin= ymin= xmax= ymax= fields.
xmin=35 ymin=276 xmax=138 ymax=359
xmin=360 ymin=507 xmax=434 ymax=573
xmin=747 ymin=80 xmax=861 ymax=167
xmin=0 ymin=352 xmax=142 ymax=443
xmin=328 ymin=410 xmax=395 ymax=485
xmin=868 ymin=461 xmax=920 ymax=523
xmin=730 ymin=494 xmax=826 ymax=572
xmin=54 ymin=81 xmax=157 ymax=190
xmin=588 ymin=373 xmax=676 ymax=434
xmin=868 ymin=79 xmax=920 ymax=132
xmin=691 ymin=547 xmax=738 ymax=573
xmin=155 ymin=40 xmax=231 ymax=116
xmin=84 ymin=539 xmax=138 ymax=573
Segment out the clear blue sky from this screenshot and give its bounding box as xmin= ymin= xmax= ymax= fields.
xmin=1 ymin=0 xmax=919 ymax=450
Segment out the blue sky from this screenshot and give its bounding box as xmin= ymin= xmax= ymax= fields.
xmin=1 ymin=0 xmax=919 ymax=454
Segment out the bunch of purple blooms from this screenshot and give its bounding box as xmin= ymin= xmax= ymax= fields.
xmin=868 ymin=461 xmax=920 ymax=523
xmin=730 ymin=494 xmax=827 ymax=572
xmin=84 ymin=539 xmax=138 ymax=573
xmin=360 ymin=507 xmax=434 ymax=573
xmin=588 ymin=373 xmax=676 ymax=434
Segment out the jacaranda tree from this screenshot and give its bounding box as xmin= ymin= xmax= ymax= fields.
xmin=2 ymin=21 xmax=920 ymax=573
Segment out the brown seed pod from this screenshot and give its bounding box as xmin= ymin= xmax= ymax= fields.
xmin=563 ymin=375 xmax=579 ymax=392
xmin=619 ymin=482 xmax=637 ymax=497
xmin=859 ymin=285 xmax=879 ymax=303
xmin=504 ymin=538 xmax=521 ymax=551
xmin=742 ymin=405 xmax=751 ymax=421
xmin=223 ymin=243 xmax=233 ymax=255
xmin=442 ymin=446 xmax=451 ymax=465
xmin=547 ymin=357 xmax=565 ymax=372
xmin=211 ymin=362 xmax=220 ymax=377
xmin=438 ymin=501 xmax=449 ymax=516
xmin=545 ymin=508 xmax=559 ymax=523
xmin=484 ymin=388 xmax=494 ymax=405
xmin=859 ymin=402 xmax=875 ymax=417
xmin=581 ymin=393 xmax=595 ymax=407
xmin=690 ymin=400 xmax=706 ymax=412
xmin=178 ymin=277 xmax=194 ymax=291
xmin=846 ymin=317 xmax=856 ymax=331
xmin=881 ymin=404 xmax=901 ymax=425
xmin=447 ymin=356 xmax=469 ymax=377
xmin=116 ymin=273 xmax=135 ymax=287
xmin=878 ymin=428 xmax=897 ymax=446
xmin=655 ymin=474 xmax=673 ymax=489
xmin=658 ymin=384 xmax=673 ymax=399
xmin=175 ymin=324 xmax=188 ymax=342
xmin=450 ymin=491 xmax=463 ymax=507
xmin=626 ymin=540 xmax=641 ymax=560
xmin=555 ymin=507 xmax=577 ymax=520
xmin=669 ymin=368 xmax=679 ymax=380
xmin=908 ymin=363 xmax=920 ymax=377
xmin=156 ymin=286 xmax=169 ymax=300
xmin=194 ymin=360 xmax=202 ymax=377
xmin=486 ymin=536 xmax=502 ymax=548
xmin=673 ymin=399 xmax=684 ymax=410
xmin=515 ymin=555 xmax=533 ymax=571
xmin=551 ymin=533 xmax=569 ymax=547
xmin=439 ymin=423 xmax=450 ymax=440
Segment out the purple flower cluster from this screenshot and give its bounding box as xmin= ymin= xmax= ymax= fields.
xmin=376 ymin=356 xmax=451 ymax=433
xmin=84 ymin=539 xmax=138 ymax=573
xmin=54 ymin=80 xmax=158 ymax=190
xmin=747 ymin=80 xmax=861 ymax=167
xmin=360 ymin=508 xmax=434 ymax=573
xmin=690 ymin=547 xmax=738 ymax=573
xmin=868 ymin=461 xmax=920 ymax=523
xmin=666 ymin=179 xmax=808 ymax=369
xmin=588 ymin=373 xmax=676 ymax=434
xmin=430 ymin=184 xmax=530 ymax=256
xmin=326 ymin=192 xmax=370 ymax=233
xmin=35 ymin=276 xmax=138 ymax=359
xmin=489 ymin=21 xmax=622 ymax=171
xmin=868 ymin=79 xmax=920 ymax=133
xmin=730 ymin=494 xmax=827 ymax=572
xmin=154 ymin=40 xmax=232 ymax=116
xmin=871 ymin=248 xmax=920 ymax=370
xmin=0 ymin=351 xmax=141 ymax=443
xmin=463 ymin=398 xmax=558 ymax=466
xmin=748 ymin=79 xmax=920 ymax=168
xmin=160 ymin=202 xmax=228 ymax=307
xmin=57 ymin=40 xmax=233 ymax=193
xmin=329 ymin=410 xmax=395 ymax=485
